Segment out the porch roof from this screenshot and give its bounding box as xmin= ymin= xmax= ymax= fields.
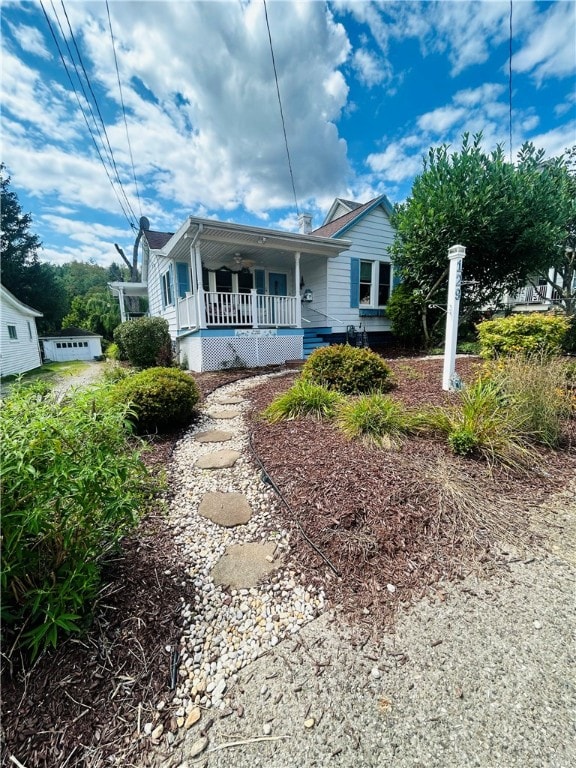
xmin=108 ymin=281 xmax=148 ymax=297
xmin=146 ymin=216 xmax=352 ymax=270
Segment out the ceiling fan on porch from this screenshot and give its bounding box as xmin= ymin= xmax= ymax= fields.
xmin=231 ymin=252 xmax=255 ymax=271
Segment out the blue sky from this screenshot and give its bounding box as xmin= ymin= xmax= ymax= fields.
xmin=1 ymin=0 xmax=575 ymax=268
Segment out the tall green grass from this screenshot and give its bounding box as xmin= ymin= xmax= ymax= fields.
xmin=337 ymin=393 xmax=417 ymax=449
xmin=262 ymin=379 xmax=344 ymax=422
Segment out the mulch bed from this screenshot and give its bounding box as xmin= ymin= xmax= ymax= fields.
xmin=2 ymin=357 xmax=574 ymax=767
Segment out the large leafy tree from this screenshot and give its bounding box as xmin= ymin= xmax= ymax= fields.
xmin=1 ymin=165 xmax=67 ymax=331
xmin=390 ymin=134 xmax=573 ymax=344
xmin=62 ymin=290 xmax=121 ymax=339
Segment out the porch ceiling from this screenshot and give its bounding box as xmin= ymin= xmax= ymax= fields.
xmin=162 ymin=217 xmax=351 ymax=269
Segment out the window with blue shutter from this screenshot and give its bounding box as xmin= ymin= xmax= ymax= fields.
xmin=350 ymin=258 xmax=360 ymax=308
xmin=161 ymin=264 xmax=174 ymax=307
xmin=176 ymin=262 xmax=191 ymax=298
xmin=254 ymin=270 xmax=266 ymax=295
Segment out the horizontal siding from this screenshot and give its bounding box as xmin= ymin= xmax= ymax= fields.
xmin=0 ymin=303 xmax=42 ymax=376
xmin=148 ymin=254 xmax=178 ymax=337
xmin=327 ymin=207 xmax=395 ymax=332
xmin=300 ymin=256 xmax=329 ymax=328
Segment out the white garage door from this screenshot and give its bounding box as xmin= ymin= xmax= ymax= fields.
xmin=50 ymin=341 xmax=93 ymax=362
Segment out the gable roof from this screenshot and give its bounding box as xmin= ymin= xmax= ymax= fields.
xmin=312 ymin=194 xmax=394 ymax=239
xmin=143 ymin=229 xmax=173 ymax=250
xmin=0 ymin=284 xmax=43 ymax=317
xmin=40 ymin=327 xmax=102 ymax=339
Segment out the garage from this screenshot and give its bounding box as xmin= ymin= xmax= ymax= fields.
xmin=41 ymin=327 xmax=103 ymax=362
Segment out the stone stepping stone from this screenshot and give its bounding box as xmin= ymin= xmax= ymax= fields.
xmin=196 ymin=449 xmax=241 ymax=469
xmin=211 ymin=542 xmax=283 ymax=589
xmin=198 ymin=491 xmax=252 ymax=527
xmin=194 ymin=430 xmax=234 ymax=443
xmin=216 ymin=395 xmax=246 ymax=405
xmin=207 ymin=409 xmax=242 ymax=420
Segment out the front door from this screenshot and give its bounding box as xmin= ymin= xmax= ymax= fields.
xmin=269 ymin=272 xmax=287 ymax=296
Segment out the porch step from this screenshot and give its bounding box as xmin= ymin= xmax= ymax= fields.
xmin=302 ymin=329 xmax=329 ymax=359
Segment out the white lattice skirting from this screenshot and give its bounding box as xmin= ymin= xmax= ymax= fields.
xmin=179 ymin=334 xmax=303 ymax=372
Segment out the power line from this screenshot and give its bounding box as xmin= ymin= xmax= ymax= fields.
xmin=262 ymin=0 xmax=300 ymax=217
xmin=105 ymin=0 xmax=142 ymax=219
xmin=38 ymin=0 xmax=135 ymax=228
xmin=509 ymin=0 xmax=513 ymax=163
xmin=58 ymin=0 xmax=138 ymax=225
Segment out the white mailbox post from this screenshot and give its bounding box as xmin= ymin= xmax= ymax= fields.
xmin=442 ymin=244 xmax=466 ymax=391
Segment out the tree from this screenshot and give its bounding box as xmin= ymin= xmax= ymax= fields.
xmin=62 ymin=290 xmax=121 ymax=339
xmin=390 ymin=134 xmax=572 ymax=344
xmin=530 ymin=145 xmax=576 ymax=316
xmin=1 ymin=165 xmax=68 ymax=331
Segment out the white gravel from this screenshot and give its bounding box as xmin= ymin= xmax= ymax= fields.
xmin=145 ymin=372 xmax=576 ymax=768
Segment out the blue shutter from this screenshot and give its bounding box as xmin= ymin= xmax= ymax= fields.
xmin=350 ymin=258 xmax=360 ymax=308
xmin=255 ymin=270 xmax=265 ymax=295
xmin=176 ymin=262 xmax=190 ymax=298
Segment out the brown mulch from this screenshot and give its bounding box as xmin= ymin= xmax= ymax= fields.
xmin=2 ymin=358 xmax=574 ymax=767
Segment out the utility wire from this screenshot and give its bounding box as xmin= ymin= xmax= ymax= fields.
xmin=105 ymin=0 xmax=142 ymax=219
xmin=263 ymin=0 xmax=300 ymax=217
xmin=39 ymin=0 xmax=135 ymax=228
xmin=509 ymin=0 xmax=513 ymax=163
xmin=59 ymin=0 xmax=138 ymax=226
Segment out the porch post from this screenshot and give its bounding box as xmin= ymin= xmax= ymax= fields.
xmin=118 ymin=288 xmax=126 ymax=323
xmin=194 ymin=244 xmax=207 ymax=329
xmin=294 ymin=251 xmax=302 ymax=328
xmin=251 ymin=289 xmax=259 ymax=328
xmin=442 ymin=244 xmax=466 ymax=391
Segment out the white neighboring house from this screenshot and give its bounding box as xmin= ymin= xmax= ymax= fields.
xmin=40 ymin=327 xmax=103 ymax=362
xmin=108 ymin=196 xmax=399 ymax=372
xmin=0 ymin=284 xmax=43 ymax=377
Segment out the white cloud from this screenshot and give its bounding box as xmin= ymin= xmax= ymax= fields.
xmin=7 ymin=22 xmax=51 ymax=59
xmin=352 ymin=48 xmax=388 ymax=87
xmin=418 ymin=106 xmax=468 ymax=134
xmin=366 ymin=143 xmax=423 ymax=183
xmin=514 ymin=1 xmax=576 ymax=83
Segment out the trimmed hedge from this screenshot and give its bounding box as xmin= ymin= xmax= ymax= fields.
xmin=113 ymin=316 xmax=172 ymax=368
xmin=476 ymin=313 xmax=569 ymax=358
xmin=302 ymin=344 xmax=393 ymax=394
xmin=112 ymin=367 xmax=200 ymax=433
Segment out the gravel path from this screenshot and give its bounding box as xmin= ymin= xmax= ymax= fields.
xmin=146 ymin=373 xmax=576 ymax=768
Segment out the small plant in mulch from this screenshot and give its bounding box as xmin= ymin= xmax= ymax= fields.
xmin=336 ymin=393 xmax=417 ymax=449
xmin=302 ymin=344 xmax=393 ymax=394
xmin=262 ymin=378 xmax=344 ymax=422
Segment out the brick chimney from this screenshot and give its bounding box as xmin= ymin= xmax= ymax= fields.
xmin=298 ymin=213 xmax=313 ymax=234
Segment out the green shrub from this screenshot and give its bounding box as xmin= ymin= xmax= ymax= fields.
xmin=101 ymin=361 xmax=132 ymax=384
xmin=337 ymin=393 xmax=416 ymax=448
xmin=112 ymin=367 xmax=200 ymax=433
xmin=0 ymin=384 xmax=150 ymax=660
xmin=487 ymin=354 xmax=571 ymax=447
xmin=302 ymin=344 xmax=393 ymax=395
xmin=262 ymin=379 xmax=343 ymax=422
xmin=385 ymin=283 xmax=427 ymax=347
xmin=113 ymin=317 xmax=173 ymax=369
xmin=476 ymin=313 xmax=569 ymax=359
xmin=105 ymin=341 xmax=120 ymax=360
xmin=562 ymin=314 xmax=576 ymax=354
xmin=422 ymin=377 xmax=536 ymax=471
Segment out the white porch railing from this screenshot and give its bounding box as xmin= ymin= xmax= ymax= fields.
xmin=177 ymin=294 xmax=198 ymax=328
xmin=204 ymin=291 xmax=297 ymax=327
xmin=512 ymin=285 xmax=548 ymax=303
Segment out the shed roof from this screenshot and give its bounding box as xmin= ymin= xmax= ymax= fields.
xmin=144 ymin=229 xmax=173 ymax=249
xmin=40 ymin=327 xmax=102 ymax=339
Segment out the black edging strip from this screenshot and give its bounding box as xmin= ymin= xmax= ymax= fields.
xmin=248 ymin=430 xmax=342 ymax=578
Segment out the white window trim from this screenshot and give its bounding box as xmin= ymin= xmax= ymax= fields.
xmin=7 ymin=324 xmax=18 ymax=341
xmin=359 ymin=260 xmax=392 ymax=308
xmin=161 ymin=268 xmax=174 ymax=307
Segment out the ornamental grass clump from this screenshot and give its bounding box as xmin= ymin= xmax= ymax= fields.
xmin=486 ymin=353 xmax=572 ymax=447
xmin=112 ymin=367 xmax=200 ymax=433
xmin=302 ymin=344 xmax=393 ymax=394
xmin=337 ymin=393 xmax=416 ymax=449
xmin=0 ymin=383 xmax=151 ymax=660
xmin=262 ymin=379 xmax=344 ymax=422
xmin=422 ymin=377 xmax=536 ymax=472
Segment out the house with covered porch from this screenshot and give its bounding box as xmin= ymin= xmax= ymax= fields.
xmin=109 ymin=195 xmax=398 ymax=372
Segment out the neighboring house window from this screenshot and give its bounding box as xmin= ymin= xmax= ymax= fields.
xmin=27 ymin=321 xmax=32 ymax=340
xmin=161 ymin=266 xmax=174 ymax=307
xmin=351 ymin=259 xmax=392 ymax=308
xmin=8 ymin=325 xmax=17 ymax=340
